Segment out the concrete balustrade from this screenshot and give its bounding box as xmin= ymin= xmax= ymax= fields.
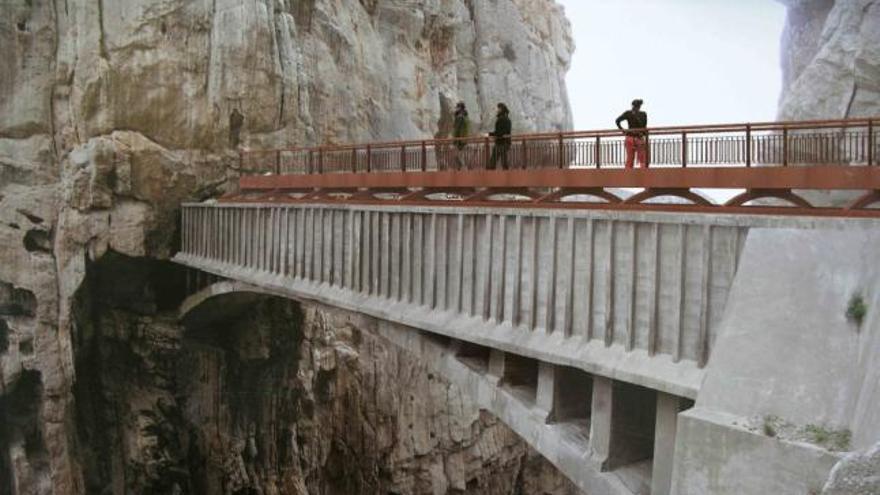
xmin=177 ymin=202 xmax=880 ymax=495
xmin=178 ymin=203 xmax=751 ymax=397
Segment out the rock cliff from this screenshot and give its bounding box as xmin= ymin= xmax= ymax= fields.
xmin=779 ymin=1 xmax=880 ymax=491
xmin=70 ymin=260 xmax=580 ymax=494
xmin=0 ymin=0 xmax=573 ymax=493
xmin=778 ymin=0 xmax=880 ymax=120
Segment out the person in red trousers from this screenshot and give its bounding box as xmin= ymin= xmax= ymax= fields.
xmin=615 ymin=99 xmax=649 ymax=168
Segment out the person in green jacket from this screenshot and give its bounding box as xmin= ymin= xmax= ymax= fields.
xmin=488 ymin=103 xmax=512 ymax=170
xmin=452 ymin=102 xmax=470 ymax=169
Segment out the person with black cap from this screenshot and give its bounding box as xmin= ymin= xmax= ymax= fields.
xmin=616 ymin=99 xmax=649 ymax=168
xmin=488 ymin=103 xmax=512 ymax=170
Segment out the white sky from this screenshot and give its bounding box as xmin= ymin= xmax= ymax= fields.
xmin=557 ymin=0 xmax=787 ymax=130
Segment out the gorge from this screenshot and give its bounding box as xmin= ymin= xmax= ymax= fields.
xmin=1 ymin=1 xmax=880 ymax=494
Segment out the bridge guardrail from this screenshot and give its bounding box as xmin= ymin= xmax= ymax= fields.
xmin=239 ymin=118 xmax=877 ymax=175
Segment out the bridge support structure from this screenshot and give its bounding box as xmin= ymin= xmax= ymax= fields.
xmin=175 ymin=200 xmax=880 ymax=495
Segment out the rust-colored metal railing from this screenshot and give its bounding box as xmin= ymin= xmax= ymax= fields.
xmin=240 ymin=118 xmax=878 ymax=175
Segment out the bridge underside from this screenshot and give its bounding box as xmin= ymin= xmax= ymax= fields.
xmin=179 ymin=281 xmax=684 ymax=495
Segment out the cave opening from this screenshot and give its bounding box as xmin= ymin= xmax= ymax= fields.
xmin=0 ymin=370 xmax=48 ymax=495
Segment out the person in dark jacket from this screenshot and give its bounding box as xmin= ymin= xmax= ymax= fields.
xmin=615 ymin=99 xmax=649 ymax=168
xmin=452 ymin=102 xmax=470 ymax=169
xmin=488 ymin=103 xmax=512 ymax=170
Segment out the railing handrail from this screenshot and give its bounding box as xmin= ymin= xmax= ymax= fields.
xmin=239 ymin=117 xmax=878 ymax=155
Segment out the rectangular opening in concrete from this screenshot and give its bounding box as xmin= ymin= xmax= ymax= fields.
xmin=548 ymin=366 xmax=593 ymax=446
xmin=609 ymin=381 xmax=657 ymax=471
xmin=454 ymin=340 xmax=490 ymax=372
xmin=553 ymin=366 xmax=592 ymax=423
xmin=502 ymin=353 xmax=538 ymax=404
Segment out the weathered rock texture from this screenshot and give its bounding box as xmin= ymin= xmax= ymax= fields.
xmin=0 ymin=0 xmax=573 ymax=493
xmin=779 ymin=1 xmax=880 ymax=490
xmin=821 ymin=442 xmax=880 ymax=495
xmin=777 ymin=0 xmax=880 ymax=119
xmin=70 ymin=254 xmax=580 ymax=494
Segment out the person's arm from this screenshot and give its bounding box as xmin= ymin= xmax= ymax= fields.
xmin=615 ymin=111 xmax=628 ymax=130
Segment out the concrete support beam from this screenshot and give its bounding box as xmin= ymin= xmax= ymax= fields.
xmin=488 ymin=348 xmax=506 ymax=384
xmin=651 ymin=393 xmax=682 ymax=495
xmin=590 ymin=375 xmax=614 ymax=468
xmin=536 ymin=361 xmax=557 ymax=421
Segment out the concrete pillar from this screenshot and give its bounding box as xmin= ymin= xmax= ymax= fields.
xmin=651 ymin=393 xmax=682 ymax=495
xmin=536 ymin=362 xmax=556 ymax=421
xmin=488 ymin=349 xmax=506 ymax=384
xmin=590 ymin=375 xmax=613 ymax=468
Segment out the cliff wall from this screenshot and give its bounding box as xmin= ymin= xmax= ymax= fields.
xmin=0 ymin=1 xmax=573 ymax=493
xmin=778 ymin=0 xmax=880 ymax=119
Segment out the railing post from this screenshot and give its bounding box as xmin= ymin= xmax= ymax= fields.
xmin=595 ymin=135 xmax=601 ymax=168
xmin=351 ymin=148 xmax=357 ymax=173
xmin=782 ymin=127 xmax=789 ymax=166
xmin=681 ymin=131 xmax=688 ymax=168
xmin=366 ymin=144 xmax=372 ymax=172
xmin=274 ymin=150 xmax=280 ymax=175
xmin=308 ymin=150 xmax=314 ymax=174
xmin=484 ymin=136 xmax=491 ymax=170
xmin=421 ymin=141 xmax=427 ymax=171
xmin=745 ymin=124 xmax=752 ymax=167
xmin=401 ymin=144 xmax=407 ymax=172
xmin=869 ymin=120 xmax=874 ymax=166
xmin=318 ymin=147 xmax=324 ymax=173
xmin=557 ymin=133 xmax=564 ymax=169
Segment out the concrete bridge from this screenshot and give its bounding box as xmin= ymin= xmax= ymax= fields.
xmin=174 ymin=118 xmax=880 ymax=495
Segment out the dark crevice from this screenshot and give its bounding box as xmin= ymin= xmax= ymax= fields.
xmin=23 ymin=229 xmax=52 ymax=254
xmin=72 ymin=251 xmax=192 ymax=493
xmin=0 ymin=319 xmax=8 ymax=353
xmin=15 ymin=209 xmax=43 ymax=224
xmin=0 ymin=370 xmax=49 ymax=495
xmin=0 ymin=282 xmax=37 ymax=317
xmin=84 ymin=251 xmax=188 ymax=315
xmin=502 ymin=42 xmax=517 ymax=62
xmin=18 ymin=337 xmax=33 ymax=356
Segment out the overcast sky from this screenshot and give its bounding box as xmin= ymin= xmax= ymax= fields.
xmin=556 ymin=0 xmax=787 ymax=130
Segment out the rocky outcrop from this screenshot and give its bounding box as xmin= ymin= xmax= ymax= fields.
xmin=777 ymin=0 xmax=880 ymax=120
xmin=778 ymin=2 xmax=880 ymax=491
xmin=0 ymin=0 xmax=573 ymax=493
xmin=70 ymin=252 xmax=580 ymax=494
xmin=821 ymin=442 xmax=880 ymax=494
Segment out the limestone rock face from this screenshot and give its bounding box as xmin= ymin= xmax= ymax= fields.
xmin=778 ymin=0 xmax=880 ymax=119
xmin=69 ymin=257 xmax=581 ymax=494
xmin=0 ymin=1 xmax=573 ymax=493
xmin=821 ymin=442 xmax=880 ymax=495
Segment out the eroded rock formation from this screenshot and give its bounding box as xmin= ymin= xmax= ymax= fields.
xmin=778 ymin=0 xmax=880 ymax=119
xmin=779 ymin=1 xmax=880 ymax=490
xmin=0 ymin=0 xmax=574 ymax=493
xmin=70 ymin=253 xmax=580 ymax=494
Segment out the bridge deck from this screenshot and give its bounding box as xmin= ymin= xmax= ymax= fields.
xmin=233 ymin=118 xmax=880 ymax=215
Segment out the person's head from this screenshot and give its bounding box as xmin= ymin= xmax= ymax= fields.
xmin=497 ymin=103 xmax=509 ymax=116
xmin=631 ymin=99 xmax=643 ymax=111
xmin=456 ymin=101 xmax=466 ymax=114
